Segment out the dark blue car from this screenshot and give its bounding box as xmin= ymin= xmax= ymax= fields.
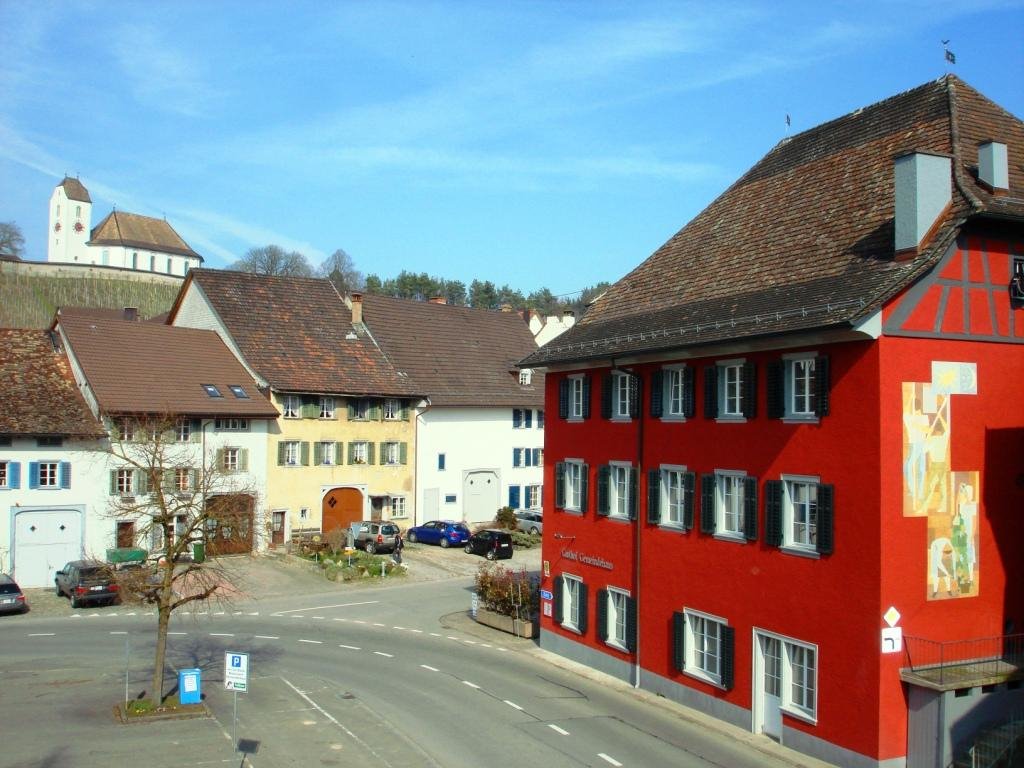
xmin=406 ymin=520 xmax=471 ymax=548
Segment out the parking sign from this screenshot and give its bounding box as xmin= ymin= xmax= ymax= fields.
xmin=224 ymin=651 xmax=249 ymax=692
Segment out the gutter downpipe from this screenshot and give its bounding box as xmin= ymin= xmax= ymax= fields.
xmin=634 ymin=365 xmax=644 ymax=690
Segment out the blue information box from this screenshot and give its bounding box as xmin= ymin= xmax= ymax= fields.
xmin=178 ymin=668 xmax=202 ymax=705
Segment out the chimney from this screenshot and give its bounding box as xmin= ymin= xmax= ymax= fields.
xmin=562 ymin=309 xmax=576 ymax=328
xmin=123 ymin=307 xmax=139 ymax=322
xmin=500 ymin=304 xmax=514 ymax=313
xmin=894 ymin=152 xmax=952 ymax=258
xmin=350 ymin=292 xmax=363 ymax=324
xmin=428 ymin=296 xmax=447 ymax=305
xmin=978 ymin=141 xmax=1009 ymax=193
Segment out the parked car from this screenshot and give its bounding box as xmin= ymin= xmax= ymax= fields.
xmin=351 ymin=522 xmax=401 ymax=554
xmin=464 ymin=529 xmax=514 ymax=560
xmin=54 ymin=560 xmax=120 ymax=608
xmin=0 ymin=574 xmax=28 ymax=614
xmin=406 ymin=520 xmax=471 ymax=548
xmin=515 ymin=510 xmax=543 ymax=536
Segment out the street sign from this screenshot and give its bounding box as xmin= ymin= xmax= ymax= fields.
xmin=540 ymin=589 xmax=552 ymax=600
xmin=225 ymin=651 xmax=249 ymax=692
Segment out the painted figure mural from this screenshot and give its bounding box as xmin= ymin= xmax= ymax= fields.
xmin=901 ymin=362 xmax=979 ymax=601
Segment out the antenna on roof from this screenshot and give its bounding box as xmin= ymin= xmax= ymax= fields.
xmin=785 ymin=113 xmax=791 ymax=134
xmin=942 ymin=40 xmax=956 ymax=68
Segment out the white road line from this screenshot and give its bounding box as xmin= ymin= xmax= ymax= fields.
xmin=429 ymin=632 xmax=440 ymax=637
xmin=87 ymin=614 xmax=100 ymax=618
xmin=463 ymin=640 xmax=477 ymax=645
xmin=298 ymin=639 xmax=322 ymax=644
xmin=354 ymin=620 xmax=367 ymax=624
xmin=110 ymin=631 xmax=127 ymax=635
xmin=69 ymin=615 xmax=81 ymax=619
xmin=373 ymin=651 xmax=394 ymax=658
xmin=213 ymin=611 xmax=225 ymax=616
xmin=27 ymin=633 xmax=55 ymax=637
xmin=333 ymin=618 xmax=348 ymax=622
xmin=392 ymin=626 xmax=406 ymax=630
xmin=548 ymin=724 xmax=570 ymax=736
xmin=598 ymin=753 xmax=623 ymax=766
xmin=125 ymin=612 xmax=136 ymax=616
xmin=504 ymin=700 xmax=523 ymax=710
xmin=312 ymin=616 xmax=324 ymax=620
xmin=447 ymin=636 xmax=459 ymax=640
xmin=247 ymin=612 xmax=259 ymax=616
xmin=274 ymin=600 xmax=379 ymax=615
xmin=290 ymin=616 xmax=305 ymax=620
xmin=339 ymin=644 xmax=360 ymax=651
xmin=209 ymin=633 xmax=234 ymax=637
xmin=462 ymin=681 xmax=481 ymax=689
xmin=373 ymin=623 xmax=385 ymax=627
xmin=107 ymin=613 xmax=118 ymax=617
xmin=168 ymin=632 xmax=187 ymax=636
xmin=196 ymin=611 xmax=208 ymax=615
xmin=233 ymin=611 xmax=243 ymax=615
xmin=254 ymin=635 xmax=279 ymax=640
xmin=409 ymin=629 xmax=423 ymax=634
xmin=420 ymin=665 xmax=439 ymax=672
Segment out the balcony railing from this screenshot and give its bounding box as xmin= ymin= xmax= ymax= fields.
xmin=902 ymin=633 xmax=1024 ymax=689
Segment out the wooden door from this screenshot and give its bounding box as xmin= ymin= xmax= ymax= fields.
xmin=116 ymin=521 xmax=136 ymax=548
xmin=322 ymin=487 xmax=363 ymax=535
xmin=271 ymin=511 xmax=286 ymax=546
xmin=205 ymin=494 xmax=255 ymax=555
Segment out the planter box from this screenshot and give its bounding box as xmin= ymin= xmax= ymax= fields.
xmin=475 ymin=607 xmax=538 ymax=638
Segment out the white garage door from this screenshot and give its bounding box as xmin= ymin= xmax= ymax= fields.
xmin=463 ymin=470 xmax=499 ymax=524
xmin=14 ymin=509 xmax=83 ymax=588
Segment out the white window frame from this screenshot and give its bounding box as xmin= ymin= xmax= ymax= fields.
xmin=222 ymin=447 xmax=240 ymax=473
xmin=757 ymin=629 xmax=818 ymax=723
xmin=660 ymin=465 xmax=687 ymax=528
xmin=564 ymin=459 xmax=584 ymax=513
xmin=715 ymin=470 xmax=747 ymax=539
xmin=391 ymin=496 xmax=407 ymax=518
xmin=215 ymin=418 xmax=249 ymax=431
xmin=318 ymin=441 xmax=337 ymax=466
xmin=382 ymin=441 xmax=400 ymax=466
xmin=561 ymin=574 xmax=583 ymax=632
xmin=782 ymin=474 xmax=820 ymax=556
xmin=37 ymin=461 xmax=59 ymax=488
xmin=174 ymin=467 xmax=191 ymax=493
xmin=351 ymin=441 xmax=369 ymax=464
xmin=282 ymin=395 xmax=301 ymax=419
xmin=609 ymin=461 xmax=632 ymax=519
xmin=612 ymin=372 xmax=632 ymax=420
xmin=175 ymin=419 xmax=191 ymax=442
xmin=283 ymin=441 xmax=301 ymax=467
xmin=783 ymin=353 xmax=819 ymax=422
xmin=683 ymin=608 xmax=727 ymax=686
xmin=717 ymin=359 xmax=746 ymax=419
xmin=319 ymin=396 xmax=336 ymax=419
xmin=383 ymin=398 xmax=401 ymax=420
xmin=663 ymin=365 xmax=689 ymax=420
xmin=605 ymin=587 xmax=630 ymax=651
xmin=568 ymin=375 xmax=585 ymax=420
xmin=519 ymin=369 xmax=532 ymax=385
xmin=525 ymin=484 xmax=541 ymax=509
xmin=0 ymin=461 xmax=7 ymax=488
xmin=116 ymin=468 xmax=135 ymax=495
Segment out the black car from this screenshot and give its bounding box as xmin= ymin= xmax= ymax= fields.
xmin=0 ymin=574 xmax=28 ymax=614
xmin=464 ymin=529 xmax=514 ymax=560
xmin=54 ymin=560 xmax=120 ymax=608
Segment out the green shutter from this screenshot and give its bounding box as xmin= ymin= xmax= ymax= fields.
xmin=277 ymin=441 xmax=287 ymax=466
xmin=628 ymin=375 xmax=640 ymax=418
xmin=399 ymin=442 xmax=408 ymax=465
xmin=367 ymin=442 xmax=376 ymax=465
xmin=109 ymin=470 xmax=118 ymax=496
xmin=596 ymin=465 xmax=610 ymax=516
xmin=400 ymin=401 xmax=410 ymax=421
xmin=580 ymin=464 xmax=589 ymax=513
xmin=817 ymin=483 xmax=835 ymax=554
xmin=238 ymin=448 xmax=249 ymax=472
xmin=300 ymin=441 xmax=310 ymax=466
xmin=347 ymin=442 xmax=356 ymax=464
xmin=767 ymin=360 xmax=785 ymax=419
xmin=335 ymin=442 xmax=344 ymax=464
xmin=672 ymin=611 xmax=686 ymax=671
xmin=625 ymin=597 xmax=637 ymax=653
xmin=554 ymin=462 xmax=566 ymax=508
xmin=683 ymin=472 xmax=695 ymax=530
xmin=191 ymin=469 xmax=199 ymax=491
xmin=552 ymin=576 xmax=563 ymax=624
xmin=370 ymin=401 xmax=382 ymax=421
xmin=347 ymin=401 xmax=357 ymax=420
xmin=190 ymin=418 xmax=201 ymax=442
xmin=581 ymin=376 xmax=591 ymax=419
xmin=558 ymin=379 xmax=569 ymax=419
xmin=743 ymin=476 xmax=758 ymax=541
xmin=650 ymin=370 xmax=664 ymax=417
xmin=682 ymin=366 xmax=695 ymax=418
xmin=704 ymin=367 xmax=718 ymax=418
xmin=765 ymin=480 xmax=783 ymax=547
xmin=700 ymin=474 xmax=716 ymax=534
xmin=647 ymin=469 xmax=661 ymax=524
xmin=742 ymin=362 xmax=757 ymax=418
xmin=379 ymin=442 xmax=386 ymax=464
xmin=721 ymin=626 xmax=736 ymax=690
xmin=601 ymin=373 xmax=613 ymax=419
xmin=313 ymin=441 xmax=324 ymax=466
xmin=576 ymin=584 xmax=588 ymax=635
xmin=815 ymin=356 xmax=831 ymax=417
xmin=135 ymin=469 xmax=148 ymax=495
xmin=300 ymin=397 xmax=319 ymax=419
xmin=596 ymin=589 xmax=608 ymax=642
xmin=162 ymin=469 xmax=176 ymax=493
xmin=628 ymin=468 xmax=638 ymax=520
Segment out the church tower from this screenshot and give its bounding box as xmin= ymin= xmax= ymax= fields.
xmin=47 ymin=177 xmax=93 ymax=264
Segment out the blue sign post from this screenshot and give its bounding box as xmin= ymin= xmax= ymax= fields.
xmin=178 ymin=668 xmax=201 ymax=705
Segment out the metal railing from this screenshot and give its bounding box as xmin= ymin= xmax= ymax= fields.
xmin=903 ymin=633 xmax=1024 ymax=687
xmin=954 ymin=712 xmax=1024 ymax=768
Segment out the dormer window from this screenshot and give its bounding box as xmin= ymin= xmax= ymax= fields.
xmin=202 ymin=384 xmax=223 ymax=398
xmin=519 ymin=369 xmax=533 ymax=386
xmin=229 ymin=385 xmax=249 ymax=399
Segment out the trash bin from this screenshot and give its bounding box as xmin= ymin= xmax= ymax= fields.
xmin=178 ymin=668 xmax=201 ymax=705
xmin=192 ymin=541 xmax=205 ymax=563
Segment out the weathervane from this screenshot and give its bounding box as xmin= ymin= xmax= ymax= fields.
xmin=942 ymin=40 xmax=956 ymax=67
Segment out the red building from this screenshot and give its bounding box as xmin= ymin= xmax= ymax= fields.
xmin=522 ymin=76 xmax=1024 ymax=768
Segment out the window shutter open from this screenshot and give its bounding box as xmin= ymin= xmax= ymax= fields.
xmin=513 ymin=409 xmax=522 ymax=428
xmin=400 ymin=400 xmax=410 ymax=420
xmin=650 ymin=370 xmax=664 ymax=417
xmin=743 ymin=476 xmax=758 ymax=541
xmin=400 ymin=442 xmax=408 ymax=465
xmin=553 ymin=576 xmax=564 ymax=624
xmin=525 ymin=409 xmax=533 ymax=428
xmin=628 ymin=468 xmax=639 ymax=520
xmin=815 ymin=356 xmax=831 ymax=417
xmin=700 ymin=474 xmax=716 ymax=533
xmin=555 ymin=462 xmax=566 ymax=508
xmin=532 ymin=448 xmax=541 ymax=466
xmin=347 ymin=401 xmax=357 ymax=420
xmin=300 ymin=397 xmax=319 ymax=418
xmin=238 ymin=449 xmax=249 ymax=472
xmin=721 ymin=626 xmax=736 ymax=690
xmin=683 ymin=472 xmax=695 ymax=530
xmin=191 ymin=469 xmax=199 ymax=491
xmin=742 ymin=362 xmax=757 ymax=418
xmin=682 ymin=366 xmax=695 ymax=417
xmin=626 ymin=597 xmax=637 ymax=652
xmin=601 ymin=373 xmax=614 ymax=419
xmin=373 ymin=401 xmax=384 ymax=420
xmin=596 ymin=465 xmax=611 ymax=516
xmin=28 ymin=461 xmax=39 ymax=490
xmin=162 ymin=469 xmax=175 ymax=494
xmin=277 ymin=441 xmax=287 ymax=466
xmin=215 ymin=449 xmax=225 ymax=472
xmin=647 ymin=468 xmax=661 ymax=524
xmin=767 ymin=360 xmax=785 ymax=419
xmin=581 ymin=376 xmax=592 ymax=419
xmin=672 ymin=611 xmax=686 ymax=671
xmin=300 ymin=442 xmax=310 ymax=466
xmin=596 ymin=589 xmax=608 ymax=642
xmin=136 ymin=469 xmax=148 ymax=495
xmin=367 ymin=442 xmax=376 ymax=465
xmin=313 ymin=442 xmax=324 ymax=466
xmin=628 ymin=375 xmax=640 ymax=418
xmin=509 ymin=485 xmax=521 ymax=509
xmin=765 ymin=480 xmax=783 ymax=547
xmin=704 ymin=367 xmax=718 ymax=418
xmin=580 ymin=464 xmax=589 ymax=513
xmin=59 ymin=462 xmax=71 ymax=489
xmin=817 ymin=483 xmax=835 ymax=554
xmin=8 ymin=462 xmax=21 ymax=489
xmin=347 ymin=442 xmax=356 ymax=464
xmin=109 ymin=469 xmax=118 ymax=496
xmin=577 ymin=584 xmax=589 ymax=635
xmin=190 ymin=418 xmax=201 ymax=442
xmin=513 ymin=448 xmax=521 ymax=467
xmin=559 ymin=379 xmax=569 ymax=419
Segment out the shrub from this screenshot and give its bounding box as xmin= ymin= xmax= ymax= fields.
xmin=324 ymin=564 xmax=340 ymax=581
xmin=510 ymin=530 xmax=537 ymax=549
xmin=475 ymin=563 xmax=539 ymax=618
xmin=495 ymin=506 xmax=518 ymax=530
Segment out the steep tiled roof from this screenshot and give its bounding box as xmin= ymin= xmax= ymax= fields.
xmin=362 ymin=296 xmax=542 ymax=407
xmin=173 ymin=269 xmax=421 ymax=398
xmin=524 ymin=76 xmax=1024 ymax=367
xmin=0 ymin=329 xmax=104 ymax=437
xmin=56 ymin=308 xmax=279 ymax=418
xmin=90 ymin=211 xmax=202 ymax=261
xmin=59 ymin=176 xmax=91 ymax=203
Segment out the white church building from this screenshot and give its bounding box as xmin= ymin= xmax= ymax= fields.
xmin=47 ymin=176 xmax=203 ymax=276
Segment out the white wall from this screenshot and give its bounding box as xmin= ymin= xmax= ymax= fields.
xmin=47 ymin=186 xmax=91 ymax=265
xmin=415 ymin=406 xmax=544 ymax=525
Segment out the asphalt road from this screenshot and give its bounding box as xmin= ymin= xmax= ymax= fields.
xmin=0 ymin=560 xmax=831 ymax=768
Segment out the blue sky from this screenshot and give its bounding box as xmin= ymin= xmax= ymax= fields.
xmin=2 ymin=1 xmax=1022 ymax=299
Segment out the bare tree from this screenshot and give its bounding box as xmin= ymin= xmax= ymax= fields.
xmin=229 ymin=244 xmax=313 ymax=277
xmin=104 ymin=415 xmax=258 ymax=704
xmin=318 ymin=248 xmax=364 ymax=294
xmin=0 ymin=221 xmax=25 ymax=258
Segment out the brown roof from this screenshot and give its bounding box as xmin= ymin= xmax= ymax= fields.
xmin=55 ymin=308 xmax=279 ymax=418
xmin=59 ymin=176 xmax=92 ymax=203
xmin=89 ymin=211 xmax=202 ymax=261
xmin=0 ymin=329 xmax=104 ymax=437
xmin=169 ymin=269 xmax=421 ymax=398
xmin=524 ymin=75 xmax=1024 ymax=367
xmin=362 ymin=296 xmax=543 ymax=407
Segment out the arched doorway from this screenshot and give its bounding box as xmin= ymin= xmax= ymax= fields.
xmin=322 ymin=487 xmax=364 ymax=535
xmin=463 ymin=470 xmax=499 ymax=524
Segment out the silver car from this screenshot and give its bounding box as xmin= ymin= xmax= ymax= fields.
xmin=515 ymin=511 xmax=542 ymax=536
xmin=351 ymin=522 xmax=400 ymax=554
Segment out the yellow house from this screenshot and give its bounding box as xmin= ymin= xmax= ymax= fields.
xmin=168 ymin=269 xmax=423 ymax=543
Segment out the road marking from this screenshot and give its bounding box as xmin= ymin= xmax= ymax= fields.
xmin=392 ymin=626 xmax=405 ymax=630
xmin=429 ymin=632 xmax=440 ymax=637
xmin=274 ymin=600 xmax=379 ymax=615
xmin=298 ymin=639 xmax=323 ymax=645
xmin=125 ymin=612 xmax=137 ymax=616
xmin=598 ymin=754 xmax=622 ymax=766
xmin=373 ymin=623 xmax=385 ymax=627
xmin=210 ymin=632 xmax=234 ymax=637
xmin=28 ymin=633 xmax=55 ymax=637
xmin=462 ymin=681 xmax=481 ymax=689
xmin=312 ymin=616 xmax=325 ymax=620
xmin=420 ymin=665 xmax=439 ymax=672
xmin=168 ymin=632 xmax=187 ymax=636
xmin=463 ymin=640 xmax=477 ymax=645
xmin=280 ymin=677 xmax=389 ymax=762
xmin=549 ymin=725 xmax=570 ymax=736
xmin=213 ymin=611 xmax=225 ymax=616
xmin=87 ymin=614 xmax=100 ymax=618
xmin=333 ymin=618 xmax=348 ymax=622
xmin=409 ymin=629 xmax=423 ymax=634
xmin=354 ymin=620 xmax=367 ymax=624
xmin=373 ymin=651 xmax=394 ymax=658
xmin=339 ymin=644 xmax=360 ymax=651
xmin=69 ymin=615 xmax=81 ymax=619
xmin=447 ymin=636 xmax=459 ymax=640
xmin=481 ymin=644 xmax=492 ymax=648
xmin=110 ymin=631 xmax=128 ymax=635
xmin=248 ymin=612 xmax=259 ymax=616
xmin=107 ymin=613 xmax=119 ymax=616
xmin=196 ymin=611 xmax=208 ymax=616
xmin=254 ymin=635 xmax=279 ymax=640
xmin=504 ymin=700 xmax=523 ymax=710
xmin=290 ymin=616 xmax=305 ymax=619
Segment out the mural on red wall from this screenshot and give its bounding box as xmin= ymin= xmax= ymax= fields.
xmin=902 ymin=362 xmax=979 ymax=600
